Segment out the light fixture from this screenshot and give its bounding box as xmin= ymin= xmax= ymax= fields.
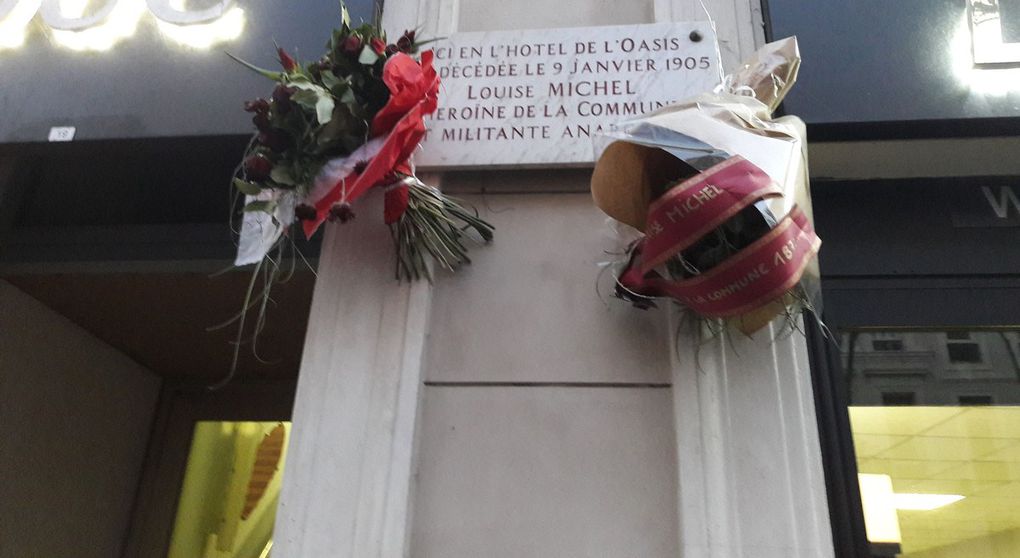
xmin=0 ymin=0 xmax=42 ymax=49
xmin=893 ymin=493 xmax=965 ymax=511
xmin=968 ymin=0 xmax=1020 ymax=65
xmin=858 ymin=474 xmax=903 ymax=546
xmin=48 ymin=0 xmax=147 ymax=51
xmin=0 ymin=0 xmax=243 ymax=51
xmin=951 ymin=11 xmax=1020 ymax=95
xmin=156 ymin=5 xmax=244 ymax=49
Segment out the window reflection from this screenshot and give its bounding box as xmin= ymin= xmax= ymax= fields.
xmin=844 ymin=329 xmax=1020 ymax=557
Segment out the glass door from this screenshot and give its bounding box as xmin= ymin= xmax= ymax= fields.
xmin=841 ymin=327 xmax=1020 ymax=557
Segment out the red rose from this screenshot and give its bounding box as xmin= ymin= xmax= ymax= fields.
xmin=252 ymin=112 xmax=271 ymax=131
xmin=272 ymin=84 xmax=296 ymax=114
xmin=341 ymin=36 xmax=362 ymax=56
xmin=244 ymin=98 xmax=270 ymax=113
xmin=397 ymin=30 xmax=415 ymax=53
xmin=370 ymin=37 xmax=386 ymax=55
xmin=243 ymin=155 xmax=273 ymax=182
xmin=277 ymin=46 xmax=297 ymax=72
xmin=304 ymin=51 xmax=440 ymax=238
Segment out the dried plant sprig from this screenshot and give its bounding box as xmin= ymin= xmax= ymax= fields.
xmin=391 ymin=178 xmax=494 ymax=281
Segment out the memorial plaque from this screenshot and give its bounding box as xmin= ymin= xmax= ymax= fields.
xmin=417 ymin=22 xmax=720 ymax=169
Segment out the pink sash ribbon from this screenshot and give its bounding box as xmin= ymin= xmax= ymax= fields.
xmin=619 ymin=155 xmax=821 ymax=318
xmin=640 ymin=156 xmax=782 ymax=274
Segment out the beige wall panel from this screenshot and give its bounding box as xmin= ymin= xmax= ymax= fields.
xmin=0 ymin=280 xmax=161 ymax=558
xmin=458 ymin=0 xmax=653 ymax=31
xmin=411 ymin=386 xmax=678 ymax=557
xmin=426 ymin=193 xmax=671 ymax=384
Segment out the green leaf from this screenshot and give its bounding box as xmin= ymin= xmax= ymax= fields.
xmin=320 ymin=70 xmax=343 ymax=90
xmin=233 ymin=178 xmax=263 ymax=196
xmin=288 ymin=77 xmax=321 ymax=91
xmin=226 ymin=52 xmax=284 ymax=81
xmin=270 ymin=165 xmax=298 ymax=186
xmin=358 ymin=45 xmax=379 ymax=65
xmin=340 ymin=1 xmax=350 ymax=27
xmin=290 ymin=89 xmax=320 ymax=109
xmin=339 ymin=87 xmax=356 ymax=105
xmin=244 ymin=200 xmax=278 ymax=214
xmin=287 ymin=80 xmax=337 ymax=125
xmin=329 ymin=81 xmax=349 ymax=99
xmin=316 ymin=104 xmax=358 ymax=146
xmin=315 ymin=95 xmax=335 ymax=124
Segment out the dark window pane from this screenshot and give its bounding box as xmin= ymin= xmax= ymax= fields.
xmin=958 ymin=395 xmax=994 ymax=405
xmin=948 ymin=343 xmax=983 ymax=363
xmin=881 ymin=392 xmax=916 ymax=406
xmin=872 ymin=339 xmax=904 ymax=351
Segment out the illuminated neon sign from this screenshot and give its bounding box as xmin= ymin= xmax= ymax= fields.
xmin=0 ymin=0 xmax=245 ymax=51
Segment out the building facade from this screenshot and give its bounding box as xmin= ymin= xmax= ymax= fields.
xmin=1 ymin=1 xmax=1019 ymax=557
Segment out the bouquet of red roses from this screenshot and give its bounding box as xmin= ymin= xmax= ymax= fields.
xmin=230 ymin=4 xmax=492 ymax=281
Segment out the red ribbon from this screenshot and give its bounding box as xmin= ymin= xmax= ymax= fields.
xmin=640 ymin=156 xmax=782 ymax=275
xmin=384 ymin=179 xmax=410 ymax=225
xmin=619 ymin=155 xmax=821 ymax=318
xmin=303 ymin=51 xmax=440 ymax=238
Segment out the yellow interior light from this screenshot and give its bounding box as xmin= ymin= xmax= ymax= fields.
xmin=858 ymin=473 xmax=903 ymax=545
xmin=893 ymin=493 xmax=965 ymax=511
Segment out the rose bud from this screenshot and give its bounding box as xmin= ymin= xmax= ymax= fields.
xmin=243 ymin=154 xmax=273 ymax=182
xmin=277 ymin=46 xmax=298 ymax=72
xmin=385 ymin=44 xmax=399 ymax=56
xmin=328 ymin=202 xmax=356 ymax=224
xmin=244 ymin=98 xmax=270 ymax=113
xmin=341 ymin=35 xmax=362 ymax=56
xmin=294 ymin=203 xmax=318 ymax=221
xmin=397 ymin=30 xmax=415 ymax=53
xmin=370 ymin=37 xmax=386 ymax=55
xmin=272 ymin=84 xmax=296 ymax=114
xmin=257 ymin=130 xmax=291 ymax=152
xmin=252 ymin=112 xmax=271 ymax=131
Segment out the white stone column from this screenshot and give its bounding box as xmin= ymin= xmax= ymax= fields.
xmin=270 ymin=0 xmax=455 ymax=553
xmin=670 ymin=319 xmax=835 ymax=557
xmin=653 ymin=1 xmax=835 ymax=556
xmin=271 ymin=191 xmax=432 ymax=557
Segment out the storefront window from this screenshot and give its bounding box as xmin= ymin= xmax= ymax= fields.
xmin=167 ymin=421 xmax=290 ymax=558
xmin=843 ymin=329 xmax=1020 ymax=557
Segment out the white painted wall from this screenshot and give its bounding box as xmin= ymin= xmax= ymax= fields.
xmin=0 ymin=280 xmax=161 ymax=558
